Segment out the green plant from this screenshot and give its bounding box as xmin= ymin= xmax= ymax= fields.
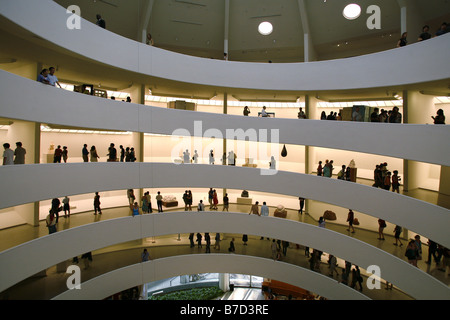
xmin=150 ymin=286 xmax=224 ymax=300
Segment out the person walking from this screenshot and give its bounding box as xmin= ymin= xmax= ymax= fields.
xmin=196 ymin=233 xmax=203 ymax=248
xmin=298 ymin=197 xmax=305 ymax=214
xmin=378 ymin=219 xmax=386 ymax=240
xmin=94 ymin=192 xmax=102 ymax=215
xmin=426 ymin=239 xmax=439 ymax=265
xmin=214 ymin=233 xmax=221 ymax=250
xmin=242 ymin=234 xmax=248 ymax=246
xmin=212 ymin=189 xmax=219 ymax=210
xmin=328 ymin=255 xmax=338 ymax=278
xmin=228 ymin=238 xmax=235 ymax=253
xmin=189 ymin=233 xmax=195 ymax=248
xmin=205 ymin=233 xmax=211 ymax=253
xmin=62 ymin=196 xmax=70 ymax=218
xmin=346 ymin=209 xmax=355 ymax=233
xmin=393 ymin=225 xmax=403 ymax=246
xmin=282 ymin=241 xmax=289 ymax=256
xmin=222 ymin=193 xmax=229 ymax=211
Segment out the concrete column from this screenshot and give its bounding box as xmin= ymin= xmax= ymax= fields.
xmin=223 ymin=93 xmax=228 ymax=201
xmin=224 ymin=0 xmax=230 ymax=60
xmin=219 ymin=273 xmax=230 ymax=292
xmin=34 ymin=121 xmax=41 ymax=226
xmin=304 ymin=95 xmax=318 ymax=215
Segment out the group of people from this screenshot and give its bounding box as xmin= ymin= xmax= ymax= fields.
xmin=2 ymin=142 xmax=26 ymax=165
xmin=372 ymin=162 xmax=401 ymax=193
xmin=316 ymin=160 xmax=334 ymax=178
xmin=45 ymin=196 xmax=73 ymax=233
xmin=397 ymin=22 xmax=449 ymax=47
xmin=370 ymin=107 xmax=402 ymax=123
xmin=37 ymin=67 xmax=62 ymax=87
xmin=83 ymin=144 xmax=137 ymax=163
xmin=189 ymin=232 xmax=222 ymax=253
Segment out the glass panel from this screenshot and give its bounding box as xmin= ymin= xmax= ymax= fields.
xmin=250 ymin=276 xmax=263 ymax=288
xmin=230 ymin=274 xmax=251 ymax=287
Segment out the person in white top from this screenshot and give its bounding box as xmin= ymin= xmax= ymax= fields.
xmin=3 ymin=143 xmax=14 ymax=165
xmin=47 ymin=67 xmax=62 ymax=88
xmin=193 ymin=150 xmax=199 ymax=164
xmin=260 ymin=106 xmax=269 ymax=117
xmin=197 ymin=200 xmax=205 ymax=212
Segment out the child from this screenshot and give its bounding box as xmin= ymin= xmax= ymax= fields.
xmin=392 ymin=170 xmax=401 ymax=193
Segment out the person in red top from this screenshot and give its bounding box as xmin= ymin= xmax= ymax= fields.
xmin=212 ymin=189 xmax=219 ymax=210
xmin=317 ymin=161 xmax=323 ymax=176
xmin=53 ymin=145 xmax=63 ymax=163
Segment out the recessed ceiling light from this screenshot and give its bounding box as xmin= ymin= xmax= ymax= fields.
xmin=343 ymin=3 xmax=361 ymax=20
xmin=258 ymin=21 xmax=273 ymax=35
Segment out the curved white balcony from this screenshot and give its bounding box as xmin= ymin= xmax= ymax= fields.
xmin=53 ymin=255 xmax=368 ymax=300
xmin=0 ymin=0 xmax=449 ymax=92
xmin=1 ymin=70 xmax=449 ymax=166
xmin=0 ymin=212 xmax=448 ymax=299
xmin=0 ymin=163 xmax=448 ymax=247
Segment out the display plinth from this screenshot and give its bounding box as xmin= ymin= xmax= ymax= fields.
xmin=237 ymin=197 xmax=252 ymax=205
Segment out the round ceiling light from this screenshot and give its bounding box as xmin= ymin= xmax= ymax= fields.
xmin=343 ymin=3 xmax=361 ymax=20
xmin=258 ymin=21 xmax=273 ymax=35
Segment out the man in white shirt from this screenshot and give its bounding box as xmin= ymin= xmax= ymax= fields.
xmin=47 ymin=67 xmax=62 ymax=88
xmin=261 ymin=106 xmax=269 ymax=117
xmin=197 ymin=200 xmax=205 ymax=212
xmin=3 ymin=143 xmax=14 ymax=165
xmin=352 ymin=106 xmax=362 ymax=122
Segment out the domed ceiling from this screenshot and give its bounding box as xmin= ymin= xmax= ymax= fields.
xmin=53 ymin=0 xmax=450 ymax=62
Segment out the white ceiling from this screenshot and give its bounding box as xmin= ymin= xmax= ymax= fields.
xmin=53 ymin=0 xmax=450 ymax=62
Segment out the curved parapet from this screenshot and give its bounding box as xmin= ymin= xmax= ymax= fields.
xmin=0 ymin=163 xmax=448 ymax=248
xmin=0 ymin=212 xmax=448 ymax=299
xmin=1 ymin=70 xmax=449 ymax=166
xmin=53 ymin=254 xmax=369 ymax=300
xmin=0 ymin=1 xmax=449 ymax=92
